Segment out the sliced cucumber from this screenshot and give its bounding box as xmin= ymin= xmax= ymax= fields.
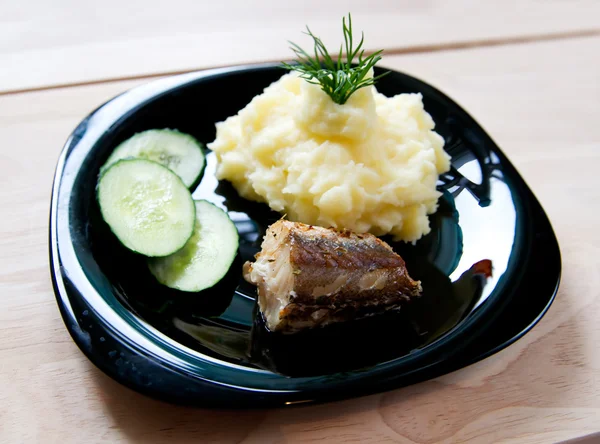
xmin=103 ymin=129 xmax=205 ymax=188
xmin=97 ymin=159 xmax=195 ymax=257
xmin=148 ymin=200 xmax=239 ymax=292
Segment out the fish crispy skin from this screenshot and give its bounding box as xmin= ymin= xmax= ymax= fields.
xmin=244 ymin=221 xmax=422 ymax=333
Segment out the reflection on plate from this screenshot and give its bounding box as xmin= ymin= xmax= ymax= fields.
xmin=50 ymin=64 xmax=561 ymax=407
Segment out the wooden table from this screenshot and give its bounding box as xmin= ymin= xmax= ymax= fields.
xmin=1 ymin=2 xmax=599 ymax=442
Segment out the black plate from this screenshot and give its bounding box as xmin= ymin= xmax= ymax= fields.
xmin=49 ymin=64 xmax=561 ymax=407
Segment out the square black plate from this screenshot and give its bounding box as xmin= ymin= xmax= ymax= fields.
xmin=50 ymin=64 xmax=561 ymax=407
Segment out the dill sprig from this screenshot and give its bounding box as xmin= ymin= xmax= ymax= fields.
xmin=281 ymin=14 xmax=388 ymax=105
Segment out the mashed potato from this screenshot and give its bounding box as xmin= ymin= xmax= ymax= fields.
xmin=208 ymin=72 xmax=450 ymax=241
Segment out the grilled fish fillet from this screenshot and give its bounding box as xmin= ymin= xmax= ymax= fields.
xmin=244 ymin=220 xmax=422 ymax=333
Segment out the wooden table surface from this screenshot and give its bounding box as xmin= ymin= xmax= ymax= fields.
xmin=1 ymin=2 xmax=599 ymax=443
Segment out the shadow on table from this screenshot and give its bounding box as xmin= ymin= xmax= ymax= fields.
xmin=88 ymin=361 xmax=408 ymax=441
xmin=89 ymin=364 xmax=265 ymax=442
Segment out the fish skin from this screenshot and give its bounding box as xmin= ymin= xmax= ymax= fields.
xmin=289 ymin=224 xmax=421 ymax=304
xmin=245 ymin=220 xmax=422 ymax=333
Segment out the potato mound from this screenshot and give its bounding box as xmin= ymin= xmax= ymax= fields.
xmin=208 ymin=72 xmax=450 ymax=241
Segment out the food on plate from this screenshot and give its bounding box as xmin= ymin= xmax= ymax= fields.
xmin=148 ymin=200 xmax=239 ymax=292
xmin=209 ymin=15 xmax=450 ymax=242
xmin=102 ymin=129 xmax=205 ymax=188
xmin=243 ymin=220 xmax=422 ymax=333
xmin=98 ymin=131 xmax=239 ymax=292
xmin=97 ymin=159 xmax=196 ymax=257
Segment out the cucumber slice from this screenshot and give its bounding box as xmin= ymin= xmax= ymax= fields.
xmin=97 ymin=159 xmax=195 ymax=257
xmin=103 ymin=129 xmax=205 ymax=188
xmin=148 ymin=200 xmax=239 ymax=292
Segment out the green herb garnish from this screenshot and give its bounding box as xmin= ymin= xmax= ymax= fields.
xmin=281 ymin=14 xmax=388 ymax=105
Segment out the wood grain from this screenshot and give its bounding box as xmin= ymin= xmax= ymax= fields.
xmin=2 ymin=0 xmax=600 ymax=93
xmin=1 ymin=36 xmax=600 ymax=443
